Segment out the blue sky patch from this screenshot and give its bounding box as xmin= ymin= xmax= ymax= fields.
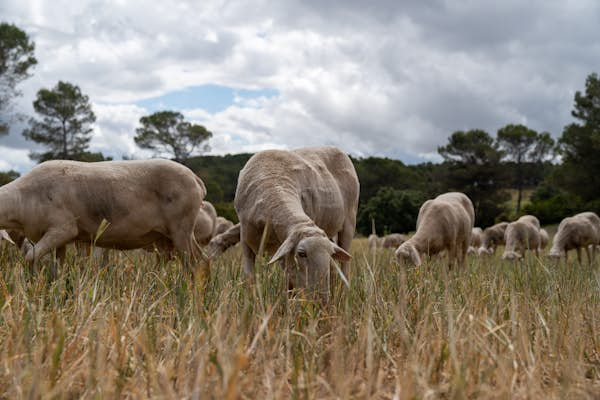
xmin=135 ymin=84 xmax=279 ymax=114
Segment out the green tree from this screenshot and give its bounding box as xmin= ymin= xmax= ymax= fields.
xmin=559 ymin=72 xmax=600 ymax=201
xmin=22 ymin=81 xmax=97 ymax=162
xmin=0 ymin=22 xmax=37 ymax=134
xmin=438 ymin=129 xmax=510 ymax=226
xmin=0 ymin=169 xmax=19 ymax=186
xmin=496 ymin=124 xmax=555 ymax=212
xmin=357 ymin=187 xmax=425 ymax=236
xmin=134 ymin=111 xmax=212 ymax=162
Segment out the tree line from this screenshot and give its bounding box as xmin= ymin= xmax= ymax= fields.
xmin=1 ymin=22 xmax=599 ymax=235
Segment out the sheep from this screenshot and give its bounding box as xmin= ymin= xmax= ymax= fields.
xmin=477 ymin=222 xmax=509 ymax=255
xmin=234 ymin=146 xmax=359 ymax=299
xmin=395 ymin=192 xmax=474 ymax=269
xmin=574 ymin=212 xmax=600 ymax=236
xmin=517 ymin=214 xmax=541 ymax=230
xmin=468 ymin=227 xmax=483 ymax=254
xmin=367 ymin=234 xmax=383 ymax=250
xmin=501 ymin=219 xmax=541 ymax=260
xmin=382 ymin=233 xmax=408 ymax=248
xmin=368 ymin=233 xmax=406 ymax=250
xmin=206 ymin=223 xmax=241 ymax=258
xmin=548 ymin=215 xmax=600 ymax=264
xmin=0 ymin=159 xmax=207 ymax=275
xmin=539 ymin=228 xmax=549 ymax=250
xmin=213 ymin=216 xmax=235 ymax=237
xmin=194 ymin=201 xmax=218 ymax=246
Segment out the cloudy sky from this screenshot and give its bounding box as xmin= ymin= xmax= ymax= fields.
xmin=1 ymin=0 xmax=599 ymax=173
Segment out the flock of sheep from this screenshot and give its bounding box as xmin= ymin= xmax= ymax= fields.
xmin=0 ymin=145 xmax=599 ymax=299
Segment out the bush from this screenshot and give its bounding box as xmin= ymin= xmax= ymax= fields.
xmin=357 ymin=187 xmax=425 ymax=236
xmin=523 ymin=189 xmax=583 ymax=225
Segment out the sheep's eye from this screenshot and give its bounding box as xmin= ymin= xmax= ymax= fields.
xmin=297 ymin=249 xmax=307 ymax=258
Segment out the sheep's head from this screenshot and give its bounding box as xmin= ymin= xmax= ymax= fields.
xmin=268 ymin=229 xmax=351 ymax=300
xmin=547 ymin=248 xmax=562 ymax=260
xmin=477 ymin=246 xmax=493 ymax=256
xmin=501 ymin=250 xmax=521 ymax=261
xmin=395 ymin=242 xmax=421 ymax=267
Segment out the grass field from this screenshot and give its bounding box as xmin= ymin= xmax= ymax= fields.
xmin=0 ymin=238 xmax=599 ymax=399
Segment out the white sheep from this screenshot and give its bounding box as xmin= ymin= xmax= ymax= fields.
xmin=501 ymin=218 xmax=541 ymax=260
xmin=382 ymin=233 xmax=408 ymax=249
xmin=468 ymin=227 xmax=483 ymax=254
xmin=539 ymin=228 xmax=549 ymax=250
xmin=234 ymin=146 xmax=359 ymax=299
xmin=548 ymin=214 xmax=600 ymax=264
xmin=477 ymin=222 xmax=509 ymax=255
xmin=213 ymin=216 xmax=234 ymax=237
xmin=0 ymin=159 xmax=207 ymax=275
xmin=395 ymin=192 xmax=474 ymax=269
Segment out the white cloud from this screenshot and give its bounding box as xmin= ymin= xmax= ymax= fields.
xmin=1 ymin=0 xmax=599 ymax=171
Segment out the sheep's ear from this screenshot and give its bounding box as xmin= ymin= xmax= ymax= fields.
xmin=0 ymin=231 xmax=14 ymax=245
xmin=268 ymin=236 xmax=296 ymax=265
xmin=332 ymin=244 xmax=352 ymax=261
xmin=409 ymin=245 xmax=421 ymax=267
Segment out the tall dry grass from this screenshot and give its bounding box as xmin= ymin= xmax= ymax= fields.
xmin=0 ymin=239 xmax=599 ymax=399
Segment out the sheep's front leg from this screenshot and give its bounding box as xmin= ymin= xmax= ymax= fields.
xmin=242 ymin=242 xmax=256 ymax=279
xmin=585 ymin=245 xmax=592 ymax=265
xmin=337 ymin=218 xmax=355 ymax=275
xmin=25 ymin=225 xmax=77 ymax=275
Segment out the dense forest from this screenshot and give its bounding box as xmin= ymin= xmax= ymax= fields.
xmin=178 ymin=153 xmax=560 ymax=236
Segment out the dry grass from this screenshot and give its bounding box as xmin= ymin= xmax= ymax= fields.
xmin=0 ymin=239 xmax=599 ymax=399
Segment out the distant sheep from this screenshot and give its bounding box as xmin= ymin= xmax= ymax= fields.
xmin=368 ymin=234 xmax=383 ymax=250
xmin=213 ymin=216 xmax=235 ymax=237
xmin=382 ymin=233 xmax=408 ymax=248
xmin=477 ymin=222 xmax=509 ymax=255
xmin=539 ymin=228 xmax=549 ymax=250
xmin=206 ymin=223 xmax=241 ymax=258
xmin=468 ymin=227 xmax=483 ymax=254
xmin=395 ymin=192 xmax=474 ymax=269
xmin=369 ymin=233 xmax=407 ymax=250
xmin=194 ymin=201 xmax=218 ymax=246
xmin=548 ymin=214 xmax=600 ymax=264
xmin=501 ymin=218 xmax=541 ymax=260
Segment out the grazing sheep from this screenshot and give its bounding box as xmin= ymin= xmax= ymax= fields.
xmin=574 ymin=212 xmax=600 ymax=236
xmin=539 ymin=228 xmax=549 ymax=249
xmin=0 ymin=159 xmax=207 ymax=274
xmin=501 ymin=220 xmax=541 ymax=260
xmin=468 ymin=227 xmax=483 ymax=254
xmin=395 ymin=192 xmax=474 ymax=269
xmin=234 ymin=146 xmax=359 ymax=299
xmin=213 ymin=216 xmax=234 ymax=237
xmin=368 ymin=233 xmax=406 ymax=250
xmin=194 ymin=201 xmax=218 ymax=246
xmin=382 ymin=233 xmax=408 ymax=248
xmin=368 ymin=234 xmax=383 ymax=250
xmin=477 ymin=222 xmax=509 ymax=255
xmin=517 ymin=215 xmax=541 ymax=230
xmin=548 ymin=215 xmax=600 ymax=264
xmin=206 ymin=223 xmax=241 ymax=258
